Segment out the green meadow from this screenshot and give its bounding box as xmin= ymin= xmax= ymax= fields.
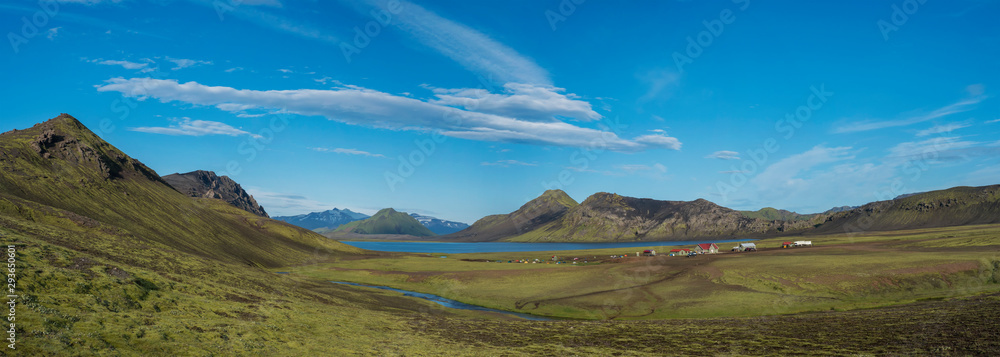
xmin=290 ymin=224 xmax=1000 ymax=320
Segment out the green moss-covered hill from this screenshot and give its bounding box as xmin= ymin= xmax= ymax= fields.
xmin=334 ymin=208 xmax=436 ymax=236
xmin=810 ymin=184 xmax=1000 ymax=234
xmin=0 ymin=114 xmax=360 ymax=267
xmin=0 ymin=115 xmax=470 ymax=354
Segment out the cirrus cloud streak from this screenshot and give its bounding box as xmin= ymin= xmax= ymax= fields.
xmin=96 ymin=77 xmax=682 ymax=152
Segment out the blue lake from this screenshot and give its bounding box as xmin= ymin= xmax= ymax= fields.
xmin=332 ymin=281 xmax=550 ymax=321
xmin=341 ymin=238 xmax=751 ymax=254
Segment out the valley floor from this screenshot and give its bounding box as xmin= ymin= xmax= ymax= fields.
xmin=12 ymin=215 xmax=1000 ymax=355
xmin=292 ymin=224 xmax=1000 ymax=321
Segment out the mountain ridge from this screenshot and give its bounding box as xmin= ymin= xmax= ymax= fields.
xmin=335 ymin=208 xmax=437 ymax=236
xmin=409 ymin=213 xmax=469 ymax=235
xmin=443 ymin=189 xmax=578 ymax=242
xmin=809 ymin=185 xmax=1000 ymax=234
xmin=444 ymin=185 xmax=1000 ymax=242
xmin=501 ymin=192 xmax=814 ymax=242
xmin=273 ymin=208 xmax=370 ymax=231
xmin=162 ymin=170 xmax=269 ymax=217
xmin=0 ymin=114 xmax=361 ymax=267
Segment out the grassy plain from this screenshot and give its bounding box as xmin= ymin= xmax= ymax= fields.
xmin=9 ymin=208 xmax=1000 ymax=355
xmin=290 ymin=224 xmax=1000 ymax=320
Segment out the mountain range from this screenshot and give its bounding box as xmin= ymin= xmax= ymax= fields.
xmin=442 ymin=185 xmax=1000 ymax=242
xmin=444 ymin=190 xmax=815 ymax=242
xmin=273 ymin=208 xmax=370 ymax=231
xmin=408 ymin=213 xmax=469 ymax=235
xmin=273 ymin=209 xmax=468 ymax=235
xmin=3 ymin=114 xmax=999 ymax=355
xmin=334 ymin=208 xmax=437 ymax=236
xmin=6 ymin=114 xmax=998 ymax=247
xmin=162 ymin=170 xmax=269 ymax=217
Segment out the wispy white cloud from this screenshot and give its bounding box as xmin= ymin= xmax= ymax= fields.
xmin=429 ymin=83 xmax=600 ymax=122
xmin=617 ymin=163 xmax=668 ymax=180
xmin=752 ymin=146 xmax=856 ymax=187
xmin=915 ymin=122 xmax=973 ymax=137
xmin=887 ymin=136 xmax=979 ymax=160
xmin=962 ymin=164 xmax=1000 ymax=187
xmin=633 ymin=134 xmax=682 ymax=150
xmin=481 ymin=159 xmax=537 ymax=167
xmin=237 ymin=0 xmax=283 ymax=6
xmin=225 ymin=67 xmax=244 ymax=73
xmin=726 ymin=145 xmax=890 ymax=213
xmin=637 ymin=69 xmax=680 ymax=103
xmin=564 ymin=165 xmax=622 ymax=177
xmin=356 ymin=0 xmax=550 ymax=85
xmin=620 ymin=163 xmax=667 ymax=173
xmin=90 ymin=58 xmax=151 ymax=70
xmin=96 ymin=77 xmax=683 ymax=152
xmin=165 ymin=57 xmax=212 ymax=70
xmin=706 ymin=150 xmax=741 ymax=160
xmin=835 ymin=86 xmax=986 ymax=133
xmin=186 ymin=0 xmax=335 ymax=43
xmin=312 ymin=147 xmax=386 ymax=158
xmin=243 ymin=188 xmax=343 ymax=217
xmin=129 ymin=117 xmax=262 ymax=138
xmin=45 ymin=27 xmax=61 ymax=40
xmin=57 ymin=0 xmax=125 ymax=4
xmin=985 ymin=118 xmax=1000 ymax=124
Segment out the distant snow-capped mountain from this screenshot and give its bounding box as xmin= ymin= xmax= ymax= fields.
xmin=273 ymin=209 xmax=370 ymax=231
xmin=408 ymin=213 xmax=470 ymax=235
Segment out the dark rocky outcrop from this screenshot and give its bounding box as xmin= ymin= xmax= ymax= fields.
xmin=162 ymin=170 xmax=269 ymax=217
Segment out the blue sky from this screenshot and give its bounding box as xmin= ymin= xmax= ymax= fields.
xmin=2 ymin=0 xmax=999 ymax=223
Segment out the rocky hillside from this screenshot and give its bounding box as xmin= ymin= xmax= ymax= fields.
xmin=443 ymin=189 xmax=578 ymax=242
xmin=810 ymin=185 xmax=1000 ymax=234
xmin=452 ymin=185 xmax=1000 ymax=242
xmin=740 ymin=207 xmax=816 ymax=221
xmin=506 ymin=193 xmax=819 ymax=242
xmin=0 ymin=114 xmax=361 ymax=266
xmin=163 ymin=170 xmax=269 ymax=217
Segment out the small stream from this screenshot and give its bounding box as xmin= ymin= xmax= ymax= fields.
xmin=332 ymin=281 xmax=551 ymax=321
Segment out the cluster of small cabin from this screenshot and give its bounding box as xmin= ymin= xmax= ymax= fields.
xmin=657 ymin=241 xmax=815 ymax=256
xmin=782 ymin=240 xmax=813 ymax=248
xmin=664 ymin=243 xmax=721 ymax=256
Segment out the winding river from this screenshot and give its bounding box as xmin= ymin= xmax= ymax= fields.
xmin=332 ymin=281 xmax=551 ymax=321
